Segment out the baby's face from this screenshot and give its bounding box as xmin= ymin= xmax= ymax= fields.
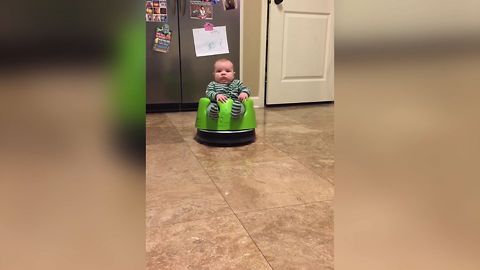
xmin=214 ymin=60 xmax=235 ymax=84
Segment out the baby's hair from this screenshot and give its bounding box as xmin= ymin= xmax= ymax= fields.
xmin=213 ymin=58 xmax=234 ymax=70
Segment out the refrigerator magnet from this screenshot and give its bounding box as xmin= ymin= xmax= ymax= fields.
xmin=146 ymin=1 xmax=154 ymax=22
xmin=190 ymin=1 xmax=213 ymax=20
xmin=152 ymin=14 xmax=161 ymax=22
xmin=150 ymin=0 xmax=167 ymax=22
xmin=153 ymin=25 xmax=172 ymax=53
xmin=204 ymin=22 xmax=214 ymax=31
xmin=222 ymin=0 xmax=237 ymax=10
xmin=159 ymin=0 xmax=168 ymax=22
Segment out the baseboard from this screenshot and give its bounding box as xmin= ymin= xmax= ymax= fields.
xmin=146 ymin=103 xmax=198 ymax=113
xmin=250 ymin=96 xmax=263 ymax=108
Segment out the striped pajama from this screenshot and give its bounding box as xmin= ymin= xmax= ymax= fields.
xmin=205 ymin=80 xmax=251 ymax=119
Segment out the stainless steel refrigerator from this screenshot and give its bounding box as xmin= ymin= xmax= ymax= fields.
xmin=146 ymin=0 xmax=240 ymax=112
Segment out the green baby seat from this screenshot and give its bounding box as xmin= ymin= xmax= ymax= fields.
xmin=195 ymin=97 xmax=256 ymax=146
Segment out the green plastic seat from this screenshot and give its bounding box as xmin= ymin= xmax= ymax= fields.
xmin=195 ymin=97 xmax=256 ymax=146
xmin=195 ymin=97 xmax=256 ymax=130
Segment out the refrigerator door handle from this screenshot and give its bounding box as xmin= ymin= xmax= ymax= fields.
xmin=170 ymin=0 xmax=176 ymax=15
xmin=182 ymin=0 xmax=186 ymax=16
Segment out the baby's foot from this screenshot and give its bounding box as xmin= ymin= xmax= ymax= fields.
xmin=208 ymin=103 xmax=219 ymax=119
xmin=231 ymin=100 xmax=245 ymax=119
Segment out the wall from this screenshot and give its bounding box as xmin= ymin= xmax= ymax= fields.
xmin=241 ymin=0 xmax=262 ymax=97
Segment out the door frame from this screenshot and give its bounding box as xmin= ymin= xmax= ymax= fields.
xmin=256 ymin=0 xmax=334 ymax=107
xmin=240 ymin=0 xmax=268 ymax=108
xmin=257 ymin=0 xmax=269 ymax=108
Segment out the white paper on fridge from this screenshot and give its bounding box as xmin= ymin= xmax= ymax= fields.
xmin=192 ymin=26 xmax=229 ymax=57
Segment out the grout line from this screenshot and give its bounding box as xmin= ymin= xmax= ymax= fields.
xmin=325 ymin=177 xmax=334 ymax=185
xmin=165 ymin=114 xmax=190 ymax=144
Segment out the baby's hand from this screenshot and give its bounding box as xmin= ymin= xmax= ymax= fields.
xmin=216 ymin=94 xmax=228 ymax=103
xmin=238 ymin=92 xmax=249 ymax=101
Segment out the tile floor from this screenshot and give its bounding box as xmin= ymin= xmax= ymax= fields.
xmin=147 ymin=104 xmax=334 ymax=270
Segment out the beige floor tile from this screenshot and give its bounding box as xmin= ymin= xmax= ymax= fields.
xmin=293 ymin=157 xmax=335 ymax=184
xmin=238 ymin=202 xmax=333 ymax=270
xmin=147 ymin=142 xmax=232 ymax=226
xmin=175 ymin=126 xmax=198 ymax=142
xmin=255 ymin=108 xmax=299 ymax=126
xmin=188 ymin=141 xmax=289 ymax=169
xmin=146 ymin=126 xmax=184 ymax=145
xmin=146 ymin=113 xmax=174 ymax=128
xmin=266 ymin=129 xmax=334 ymax=160
xmin=147 ymin=161 xmax=211 ymax=191
xmin=166 ymin=111 xmax=197 ymax=128
xmin=147 ymin=215 xmax=272 ymax=270
xmin=147 ymin=174 xmax=231 ymax=227
xmin=270 ymin=104 xmax=334 ymax=119
xmin=262 ymin=124 xmax=326 ymax=141
xmin=208 ymin=159 xmax=333 ymax=213
xmin=146 ymin=143 xmax=204 ymax=177
xmin=271 ymin=105 xmax=334 ymax=132
xmin=279 ymin=143 xmax=334 ymax=161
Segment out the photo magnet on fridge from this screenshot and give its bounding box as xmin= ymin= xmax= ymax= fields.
xmin=152 ymin=0 xmax=167 ymax=22
xmin=222 ymin=0 xmax=237 ymax=10
xmin=147 ymin=0 xmax=167 ymax=22
xmin=160 ymin=0 xmax=168 ymax=23
xmin=190 ymin=1 xmax=213 ymax=20
xmin=153 ymin=14 xmax=161 ymax=22
xmin=146 ymin=1 xmax=154 ymax=22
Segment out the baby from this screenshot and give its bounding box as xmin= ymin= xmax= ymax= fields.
xmin=205 ymin=58 xmax=251 ymax=119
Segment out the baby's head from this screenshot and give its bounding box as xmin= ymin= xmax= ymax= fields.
xmin=213 ymin=58 xmax=235 ymax=84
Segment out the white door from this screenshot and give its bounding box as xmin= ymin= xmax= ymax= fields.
xmin=266 ymin=0 xmax=334 ymax=105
